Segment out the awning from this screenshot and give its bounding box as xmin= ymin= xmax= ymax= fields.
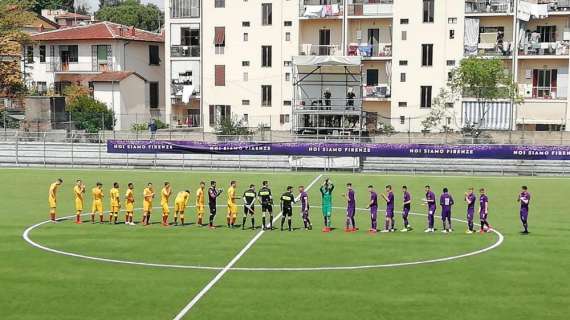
xmin=214 ymin=27 xmax=225 ymax=45
xmin=293 ymin=56 xmax=362 ymax=74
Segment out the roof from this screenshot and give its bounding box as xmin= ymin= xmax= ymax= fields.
xmin=27 ymin=15 xmax=60 ymax=30
xmin=31 ymin=22 xmax=163 ymax=43
xmin=56 ymin=72 xmax=146 ymax=83
xmin=55 ymin=12 xmax=91 ymax=20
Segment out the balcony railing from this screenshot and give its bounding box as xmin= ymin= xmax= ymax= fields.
xmin=518 ymin=41 xmax=570 ymax=56
xmin=347 ymin=0 xmax=393 ymax=17
xmin=465 ymin=0 xmax=513 ymax=14
xmin=520 ymin=84 xmax=566 ymax=100
xmin=348 ymin=43 xmax=392 ymax=58
xmin=171 ymin=45 xmax=200 ymax=58
xmin=294 ymin=98 xmax=362 ymax=112
xmin=540 ymin=0 xmax=570 ymax=12
xmin=299 ymin=44 xmax=342 ymax=56
xmin=363 ymin=85 xmax=391 ymax=99
xmin=299 ymin=0 xmax=343 ymax=18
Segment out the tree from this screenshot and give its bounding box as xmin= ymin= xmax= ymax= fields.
xmin=0 ymin=0 xmax=35 ymax=98
xmin=421 ymin=89 xmax=456 ymax=133
xmin=66 ymin=95 xmax=115 ymax=133
xmin=95 ymin=0 xmax=163 ymax=32
xmin=449 ymin=57 xmax=522 ymax=131
xmin=216 ymin=116 xmax=252 ymax=136
xmin=32 ymin=0 xmax=75 ymax=13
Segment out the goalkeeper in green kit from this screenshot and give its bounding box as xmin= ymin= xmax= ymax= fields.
xmin=320 ymin=178 xmax=334 ymax=232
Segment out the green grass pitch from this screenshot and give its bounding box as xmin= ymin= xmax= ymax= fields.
xmin=0 ymin=168 xmax=568 ymax=320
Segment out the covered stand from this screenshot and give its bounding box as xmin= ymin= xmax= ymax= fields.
xmin=292 ymin=56 xmax=364 ymax=137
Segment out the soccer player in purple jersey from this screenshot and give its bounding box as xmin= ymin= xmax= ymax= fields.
xmin=299 ymin=185 xmax=312 ymax=230
xmin=439 ymin=187 xmax=454 ymax=233
xmin=479 ymin=188 xmax=492 ymax=233
xmin=464 ymin=187 xmax=476 ymax=234
xmin=380 ymin=185 xmax=395 ymax=232
xmin=366 ymin=185 xmax=378 ymax=233
xmin=423 ymin=185 xmax=436 ymax=232
xmin=343 ymin=183 xmax=357 ymax=232
xmin=517 ymin=186 xmax=531 ymax=234
xmin=401 ymin=186 xmax=412 ymax=232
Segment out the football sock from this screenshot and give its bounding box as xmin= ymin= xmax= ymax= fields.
xmin=227 ymin=217 xmax=231 ymax=227
xmin=269 ymin=215 xmax=273 ymax=229
xmin=181 ymin=218 xmax=185 ymax=225
xmin=280 ymin=216 xmax=286 ymax=230
xmin=287 ymin=219 xmax=292 ymax=231
xmin=481 ymin=221 xmax=485 ymax=230
xmin=251 ymin=218 xmax=255 ymax=229
xmin=242 ymin=217 xmax=247 ymax=229
xmin=351 ymin=217 xmax=356 ymax=229
xmin=262 ymin=216 xmax=266 ymax=229
xmin=209 ymin=214 xmax=214 ymax=226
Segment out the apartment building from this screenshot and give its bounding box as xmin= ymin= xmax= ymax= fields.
xmin=165 ymin=0 xmax=570 ymax=134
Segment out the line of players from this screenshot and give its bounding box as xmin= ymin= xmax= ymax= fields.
xmin=47 ymin=178 xmax=532 ymax=234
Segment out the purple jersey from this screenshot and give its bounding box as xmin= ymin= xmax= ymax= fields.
xmin=300 ymin=191 xmax=309 ymax=211
xmin=519 ymin=192 xmax=531 ymax=210
xmin=426 ymin=191 xmax=436 ymax=209
xmin=386 ymin=191 xmax=394 ymax=211
xmin=370 ymin=191 xmax=378 ymax=209
xmin=440 ymin=193 xmax=454 ymax=210
xmin=347 ymin=189 xmax=355 ymax=209
xmin=403 ymin=191 xmax=411 ymax=209
xmin=466 ymin=193 xmax=476 ymax=211
xmin=479 ymin=195 xmax=488 ymax=213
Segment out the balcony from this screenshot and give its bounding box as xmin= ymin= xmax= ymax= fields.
xmin=520 ymin=84 xmax=567 ymax=100
xmin=299 ymin=0 xmax=343 ymax=18
xmin=170 ymin=45 xmax=200 ymax=58
xmin=348 ymin=43 xmax=392 ymax=59
xmin=518 ymin=41 xmax=570 ymax=57
xmin=170 ymin=0 xmax=200 ymax=18
xmin=299 ymin=44 xmax=342 ymax=56
xmin=347 ymin=0 xmax=393 ymax=17
xmin=465 ymin=0 xmax=513 ymax=14
xmin=541 ymin=0 xmax=570 ymax=12
xmin=363 ymin=84 xmax=391 ymax=100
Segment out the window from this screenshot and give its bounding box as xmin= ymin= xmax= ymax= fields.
xmin=262 ymin=3 xmax=272 ymax=25
xmin=243 ymin=33 xmax=248 ymax=41
xmin=448 ymin=72 xmax=453 ymax=81
xmin=149 ymin=45 xmax=160 ymax=65
xmin=399 ymin=60 xmax=408 ymax=66
xmin=280 ymin=114 xmax=290 ymax=124
xmin=36 ymin=81 xmax=47 ymax=94
xmin=261 ymin=85 xmax=272 ymax=106
xmin=285 ymin=32 xmax=291 ymax=41
xmin=214 ymin=27 xmax=225 ymax=54
xmin=445 ymin=102 xmax=454 ymax=108
xmin=533 ymin=69 xmax=558 ymax=98
xmin=243 ymin=72 xmax=248 ymax=81
xmin=149 ymin=82 xmax=159 ymax=108
xmin=400 ymin=18 xmax=409 ymax=24
xmin=242 ymin=61 xmax=250 ymax=67
xmin=400 ymin=116 xmax=405 ymax=124
xmin=26 ymin=46 xmax=33 ymax=63
xmin=242 ymin=21 xmax=250 ymax=27
xmin=366 ymin=69 xmax=379 ymax=86
xmin=215 ymin=65 xmax=225 ymax=86
xmin=284 ymin=61 xmax=292 ymax=67
xmin=421 ymin=44 xmax=433 ymax=66
xmin=401 ymin=31 xmax=407 ymax=41
xmin=284 ymin=21 xmax=292 ymax=27
xmin=171 ymin=0 xmax=200 ymax=18
xmin=242 ymin=100 xmax=250 ymax=105
xmin=448 ymin=17 xmax=457 ymax=24
xmin=398 ymin=102 xmax=407 ymax=107
xmin=537 ymin=26 xmax=556 ymax=43
xmin=420 ymin=86 xmax=433 ymax=108
xmin=92 ymin=45 xmax=112 ymax=71
xmin=243 ymin=114 xmax=249 ymax=123
xmin=59 ymin=45 xmax=78 ymax=63
xmin=423 ymin=0 xmax=434 ymax=23
xmin=209 ymin=105 xmax=231 ymax=126
xmin=400 ymin=73 xmax=406 ymax=82
xmin=39 ymin=45 xmax=46 ymax=63
xmin=215 ymin=0 xmax=225 ymax=8
xmin=261 ymin=45 xmax=272 ymax=67
xmin=285 ymin=72 xmax=291 ymax=81
xmin=446 ymin=60 xmax=455 ymax=66
xmin=283 ymin=100 xmax=292 ymax=106
xmin=181 ymin=28 xmax=200 ymax=46
xmin=449 ymin=29 xmax=455 ymax=39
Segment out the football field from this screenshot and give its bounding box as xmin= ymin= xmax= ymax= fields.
xmin=1 ymin=168 xmax=568 ymax=320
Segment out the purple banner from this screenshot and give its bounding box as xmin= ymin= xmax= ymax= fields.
xmin=106 ymin=140 xmax=570 ymax=160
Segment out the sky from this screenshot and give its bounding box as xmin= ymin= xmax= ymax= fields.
xmin=81 ymin=0 xmax=164 ymax=12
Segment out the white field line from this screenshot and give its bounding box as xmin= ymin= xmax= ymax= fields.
xmin=171 ymin=174 xmax=323 ymax=320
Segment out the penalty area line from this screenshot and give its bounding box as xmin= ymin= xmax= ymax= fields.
xmin=171 ymin=173 xmax=323 ymax=320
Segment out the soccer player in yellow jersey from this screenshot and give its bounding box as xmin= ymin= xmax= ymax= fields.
xmin=142 ymin=183 xmax=155 ymax=226
xmin=48 ymin=178 xmax=63 ymax=222
xmin=90 ymin=182 xmax=104 ymax=223
xmin=109 ymin=182 xmax=121 ymax=224
xmin=227 ymin=181 xmax=238 ymax=228
xmin=174 ymin=190 xmax=191 ymax=226
xmin=160 ymin=182 xmax=172 ymax=226
xmin=195 ymin=181 xmax=206 ymax=226
xmin=125 ymin=183 xmax=135 ymax=225
xmin=73 ymin=179 xmax=85 ymax=224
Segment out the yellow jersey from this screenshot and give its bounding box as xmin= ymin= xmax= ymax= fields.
xmin=161 ymin=187 xmax=171 ymax=205
xmin=73 ymin=185 xmax=84 ymax=202
xmin=196 ymin=188 xmax=205 ymax=206
xmin=92 ymin=187 xmax=103 ymax=202
xmin=175 ymin=191 xmax=190 ymax=205
xmin=110 ymin=187 xmax=120 ymax=207
xmin=227 ymin=186 xmax=236 ymax=205
xmin=125 ymin=189 xmax=135 ymax=204
xmin=143 ymin=187 xmax=154 ymax=203
xmin=49 ymin=182 xmax=58 ymax=203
